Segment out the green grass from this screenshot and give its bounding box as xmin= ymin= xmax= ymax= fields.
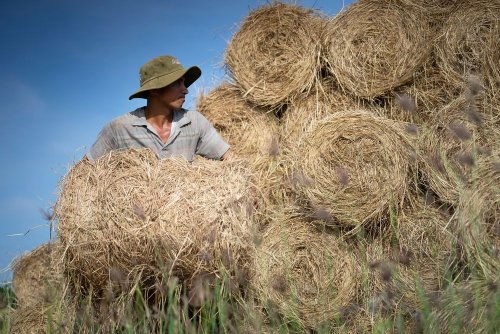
xmin=1 ymin=267 xmax=499 ymax=333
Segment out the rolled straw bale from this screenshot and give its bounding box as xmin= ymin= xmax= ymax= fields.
xmin=10 ymin=301 xmax=75 ymax=334
xmin=12 ymin=241 xmax=64 ymax=307
xmin=428 ymin=279 xmax=500 ymax=334
xmin=385 ymin=62 xmax=462 ymax=124
xmin=435 ymin=0 xmax=500 ymax=93
xmin=417 ymin=95 xmax=498 ymax=206
xmin=360 ymin=203 xmax=453 ymax=317
xmin=55 ymin=149 xmax=256 ymax=298
xmin=225 ymin=3 xmax=325 ymax=108
xmin=280 ymin=78 xmax=383 ymax=148
xmin=290 ymin=110 xmax=417 ymax=227
xmin=196 ymin=83 xmax=280 ymax=157
xmin=452 ymin=152 xmax=500 ymax=280
xmin=323 ymin=0 xmax=436 ymax=98
xmin=251 ymin=217 xmax=361 ymax=330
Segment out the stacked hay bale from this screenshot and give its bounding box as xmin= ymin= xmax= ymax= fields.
xmin=47 ymin=0 xmax=499 ymax=332
xmin=10 ymin=241 xmax=74 ymax=333
xmin=251 ymin=214 xmax=362 ymax=331
xmin=322 ymin=0 xmax=437 ymax=99
xmin=224 ymin=3 xmax=325 ymax=109
xmin=288 ymin=110 xmax=418 ymax=228
xmin=55 ymin=149 xmax=256 ymax=303
xmin=199 ymin=0 xmax=499 ymax=331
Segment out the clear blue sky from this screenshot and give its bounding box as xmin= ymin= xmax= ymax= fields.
xmin=0 ymin=0 xmax=353 ymax=282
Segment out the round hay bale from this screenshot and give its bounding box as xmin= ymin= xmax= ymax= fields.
xmin=55 ymin=149 xmax=256 ymax=298
xmin=453 ymin=152 xmax=500 ymax=279
xmin=280 ymin=79 xmax=382 ymax=148
xmin=417 ymin=95 xmax=498 ymax=206
xmin=196 ymin=83 xmax=280 ymax=157
xmin=10 ymin=301 xmax=75 ymax=334
xmin=323 ymin=0 xmax=436 ymax=98
xmin=251 ymin=217 xmax=361 ymax=330
xmin=387 ymin=62 xmax=462 ymax=124
xmin=428 ymin=279 xmax=500 ymax=334
xmin=225 ymin=3 xmax=325 ymax=108
xmin=12 ymin=241 xmax=64 ymax=307
xmin=290 ymin=110 xmax=417 ymax=227
xmin=435 ymin=0 xmax=500 ymax=93
xmin=360 ymin=201 xmax=453 ymax=316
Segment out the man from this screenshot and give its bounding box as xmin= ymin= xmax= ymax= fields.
xmin=87 ymin=55 xmax=231 ymax=161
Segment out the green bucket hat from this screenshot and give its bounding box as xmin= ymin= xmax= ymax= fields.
xmin=129 ymin=55 xmax=201 ymax=100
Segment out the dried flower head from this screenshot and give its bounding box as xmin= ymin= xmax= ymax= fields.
xmin=272 ymin=273 xmax=289 ymax=294
xmin=395 ymin=93 xmax=417 ymax=113
xmin=312 ymin=206 xmax=336 ymax=225
xmin=448 ymin=121 xmax=472 ymax=141
xmin=429 ymin=153 xmax=446 ymax=174
xmin=466 ymin=75 xmax=484 ymax=97
xmin=132 ymin=205 xmax=146 ymax=223
xmin=268 ymin=135 xmax=280 ymax=156
xmin=465 ymin=103 xmax=483 ymax=126
xmin=291 ymin=169 xmax=314 ymax=187
xmin=455 ymin=151 xmax=475 ymax=167
xmin=405 ymin=123 xmax=419 ymax=135
xmin=335 ymin=166 xmax=349 ymax=186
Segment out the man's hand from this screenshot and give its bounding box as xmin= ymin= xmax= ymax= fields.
xmin=221 ymin=149 xmax=234 ymax=161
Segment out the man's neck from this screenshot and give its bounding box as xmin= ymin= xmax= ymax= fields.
xmin=145 ymin=103 xmax=174 ymax=128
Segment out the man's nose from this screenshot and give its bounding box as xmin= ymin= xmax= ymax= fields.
xmin=181 ymin=82 xmax=188 ymax=94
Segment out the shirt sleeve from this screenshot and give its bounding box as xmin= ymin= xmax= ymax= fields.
xmin=194 ymin=112 xmax=230 ymax=160
xmin=86 ymin=123 xmax=118 ymax=160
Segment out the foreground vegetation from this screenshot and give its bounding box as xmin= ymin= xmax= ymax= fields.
xmin=1 ymin=260 xmax=499 ymax=333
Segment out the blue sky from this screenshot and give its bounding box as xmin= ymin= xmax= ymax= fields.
xmin=0 ymin=0 xmax=353 ymax=282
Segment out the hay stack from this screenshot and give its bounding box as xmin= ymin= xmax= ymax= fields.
xmin=55 ymin=149 xmax=256 ymax=298
xmin=251 ymin=217 xmax=361 ymax=330
xmin=196 ymin=83 xmax=280 ymax=157
xmin=290 ymin=110 xmax=416 ymax=227
xmin=225 ymin=3 xmax=325 ymax=108
xmin=12 ymin=241 xmax=64 ymax=307
xmin=435 ymin=0 xmax=500 ymax=93
xmin=280 ymin=79 xmax=382 ymax=148
xmin=323 ymin=0 xmax=436 ymax=98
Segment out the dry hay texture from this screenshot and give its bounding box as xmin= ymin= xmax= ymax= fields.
xmin=290 ymin=110 xmax=417 ymax=227
xmin=55 ymin=149 xmax=256 ymax=298
xmin=12 ymin=241 xmax=64 ymax=307
xmin=428 ymin=279 xmax=500 ymax=333
xmin=453 ymin=152 xmax=500 ymax=280
xmin=225 ymin=2 xmax=325 ymax=108
xmin=196 ymin=83 xmax=280 ymax=157
xmin=10 ymin=301 xmax=75 ymax=334
xmin=418 ymin=94 xmax=498 ymax=206
xmin=387 ymin=62 xmax=462 ymax=124
xmin=323 ymin=0 xmax=437 ymax=98
xmin=355 ymin=201 xmax=453 ymax=332
xmin=280 ymin=78 xmax=383 ymax=148
xmin=251 ymin=216 xmax=361 ymax=330
xmin=435 ymin=0 xmax=500 ymax=93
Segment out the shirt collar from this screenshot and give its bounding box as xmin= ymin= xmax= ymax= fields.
xmin=131 ymin=107 xmax=191 ymax=127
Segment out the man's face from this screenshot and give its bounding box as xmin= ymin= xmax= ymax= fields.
xmin=157 ymin=77 xmax=188 ymax=111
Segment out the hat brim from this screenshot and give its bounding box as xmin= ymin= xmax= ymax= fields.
xmin=128 ymin=66 xmax=201 ymax=100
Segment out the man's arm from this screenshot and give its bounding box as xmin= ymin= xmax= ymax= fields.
xmin=87 ymin=123 xmax=118 ymax=160
xmin=194 ymin=112 xmax=230 ymax=160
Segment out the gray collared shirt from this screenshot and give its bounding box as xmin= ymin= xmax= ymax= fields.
xmin=87 ymin=107 xmax=230 ymax=161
